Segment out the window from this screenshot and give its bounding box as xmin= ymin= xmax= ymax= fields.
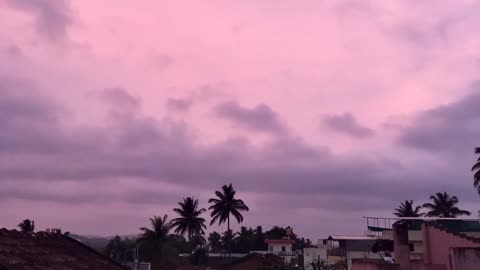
xmin=282 ymin=246 xmax=286 ymax=252
xmin=409 ymin=243 xmax=414 ymax=252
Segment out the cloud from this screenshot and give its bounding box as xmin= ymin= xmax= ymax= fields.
xmin=323 ymin=113 xmax=375 ymax=138
xmin=1 ymin=75 xmax=478 ymax=237
xmin=214 ymin=101 xmax=286 ymax=134
xmin=166 ymin=98 xmax=192 ymax=112
xmin=397 ymin=89 xmax=480 ymax=154
xmin=5 ymin=0 xmax=73 ymax=41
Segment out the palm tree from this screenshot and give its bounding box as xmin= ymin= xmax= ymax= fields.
xmin=472 ymin=147 xmax=480 ymax=194
xmin=209 ymin=184 xmax=249 ymax=256
xmin=139 ymin=215 xmax=171 ymax=261
xmin=422 ymin=192 xmax=471 ymax=217
xmin=171 ymin=197 xmax=207 ymax=242
xmin=393 ymin=200 xmax=423 ymax=217
xmin=18 ymin=219 xmax=35 ymax=233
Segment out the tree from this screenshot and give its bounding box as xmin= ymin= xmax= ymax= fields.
xmin=221 ymin=229 xmax=236 ymax=252
xmin=253 ymin=226 xmax=267 ymax=251
xmin=138 ymin=215 xmax=172 ymax=266
xmin=393 ymin=200 xmax=423 ymax=217
xmin=171 ymin=197 xmax=207 ymax=242
xmin=422 ymin=192 xmax=471 ymax=217
xmin=18 ymin=219 xmax=35 ymax=233
xmin=104 ymin=236 xmax=135 ymax=263
xmin=208 ymin=232 xmax=222 ymax=252
xmin=209 ymin=184 xmax=249 ymax=256
xmin=266 ymin=226 xmax=287 ymax=239
xmin=236 ymin=226 xmax=255 ymax=253
xmin=472 ymin=147 xmax=480 ymax=194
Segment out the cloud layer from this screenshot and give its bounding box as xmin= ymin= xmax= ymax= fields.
xmin=1 ymin=0 xmax=480 ymax=238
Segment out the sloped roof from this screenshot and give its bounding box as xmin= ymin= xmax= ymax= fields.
xmin=0 ymin=228 xmax=128 ymax=270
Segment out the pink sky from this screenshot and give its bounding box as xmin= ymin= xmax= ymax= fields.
xmin=1 ymin=0 xmax=480 ymax=240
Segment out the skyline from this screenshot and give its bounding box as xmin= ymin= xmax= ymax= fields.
xmin=1 ymin=0 xmax=480 ymax=239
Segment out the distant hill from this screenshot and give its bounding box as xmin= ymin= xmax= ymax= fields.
xmin=70 ymin=234 xmax=140 ymax=251
xmin=71 ymin=234 xmax=111 ymax=251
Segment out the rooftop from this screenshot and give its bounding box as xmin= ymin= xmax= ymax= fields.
xmin=0 ymin=228 xmax=128 ymax=270
xmin=327 ymin=235 xmax=379 ymax=241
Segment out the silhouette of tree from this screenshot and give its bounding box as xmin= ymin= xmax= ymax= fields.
xmin=472 ymin=147 xmax=480 ymax=194
xmin=18 ymin=219 xmax=35 ymax=233
xmin=422 ymin=192 xmax=471 ymax=217
xmin=394 ymin=200 xmax=423 ymax=217
xmin=171 ymin=197 xmax=207 ymax=242
xmin=253 ymin=226 xmax=267 ymax=250
xmin=208 ymin=232 xmax=222 ymax=253
xmin=209 ymin=184 xmax=249 ymax=257
xmin=138 ymin=215 xmax=172 ymax=266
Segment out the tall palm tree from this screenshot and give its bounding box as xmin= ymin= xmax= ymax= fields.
xmin=18 ymin=219 xmax=35 ymax=233
xmin=472 ymin=147 xmax=480 ymax=194
xmin=139 ymin=215 xmax=171 ymax=257
xmin=422 ymin=192 xmax=471 ymax=217
xmin=393 ymin=200 xmax=423 ymax=217
xmin=209 ymin=184 xmax=249 ymax=256
xmin=171 ymin=197 xmax=207 ymax=242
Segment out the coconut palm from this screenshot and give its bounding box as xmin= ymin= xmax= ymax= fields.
xmin=422 ymin=192 xmax=471 ymax=217
xmin=139 ymin=215 xmax=171 ymax=251
xmin=393 ymin=200 xmax=423 ymax=217
xmin=18 ymin=219 xmax=35 ymax=233
xmin=209 ymin=184 xmax=249 ymax=256
xmin=472 ymin=147 xmax=480 ymax=194
xmin=171 ymin=197 xmax=207 ymax=242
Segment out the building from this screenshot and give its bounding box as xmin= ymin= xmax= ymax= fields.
xmin=352 ymin=219 xmax=480 ymax=270
xmin=303 ymin=240 xmax=328 ymax=270
xmin=0 ymin=228 xmax=129 ymax=270
xmin=263 ymin=238 xmax=297 ymax=263
xmin=364 ymin=216 xmax=480 ymax=261
xmin=326 ymin=235 xmax=380 ymax=270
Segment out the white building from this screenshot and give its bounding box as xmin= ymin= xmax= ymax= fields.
xmin=303 ymin=240 xmax=328 ymax=270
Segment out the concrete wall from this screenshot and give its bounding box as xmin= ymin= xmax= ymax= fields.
xmin=450 ymin=247 xmax=480 ymax=270
xmin=422 ymin=224 xmax=480 ymax=270
xmin=268 ymin=243 xmax=292 ymax=253
xmin=347 ymin=252 xmax=383 ymax=270
xmin=304 ymin=246 xmax=328 ymax=270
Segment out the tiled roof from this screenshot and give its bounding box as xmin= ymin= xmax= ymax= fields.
xmin=0 ymin=228 xmax=129 ymax=270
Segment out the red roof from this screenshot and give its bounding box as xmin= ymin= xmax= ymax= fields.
xmin=264 ymin=239 xmax=295 ymax=244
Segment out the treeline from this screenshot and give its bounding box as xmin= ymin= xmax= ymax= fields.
xmin=104 ymin=225 xmax=313 ymax=265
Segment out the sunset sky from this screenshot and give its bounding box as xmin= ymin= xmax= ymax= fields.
xmin=1 ymin=0 xmax=480 ymax=239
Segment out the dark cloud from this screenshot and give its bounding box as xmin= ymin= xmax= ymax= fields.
xmin=323 ymin=112 xmax=375 ymax=138
xmin=397 ymin=90 xmax=480 ymax=154
xmin=5 ymin=0 xmax=73 ymax=41
xmin=166 ymin=98 xmax=192 ymax=112
xmin=0 ymin=76 xmax=477 ymax=215
xmin=214 ymin=101 xmax=286 ymax=134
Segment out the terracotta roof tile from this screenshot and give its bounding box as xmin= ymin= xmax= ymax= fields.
xmin=0 ymin=229 xmax=128 ymax=270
